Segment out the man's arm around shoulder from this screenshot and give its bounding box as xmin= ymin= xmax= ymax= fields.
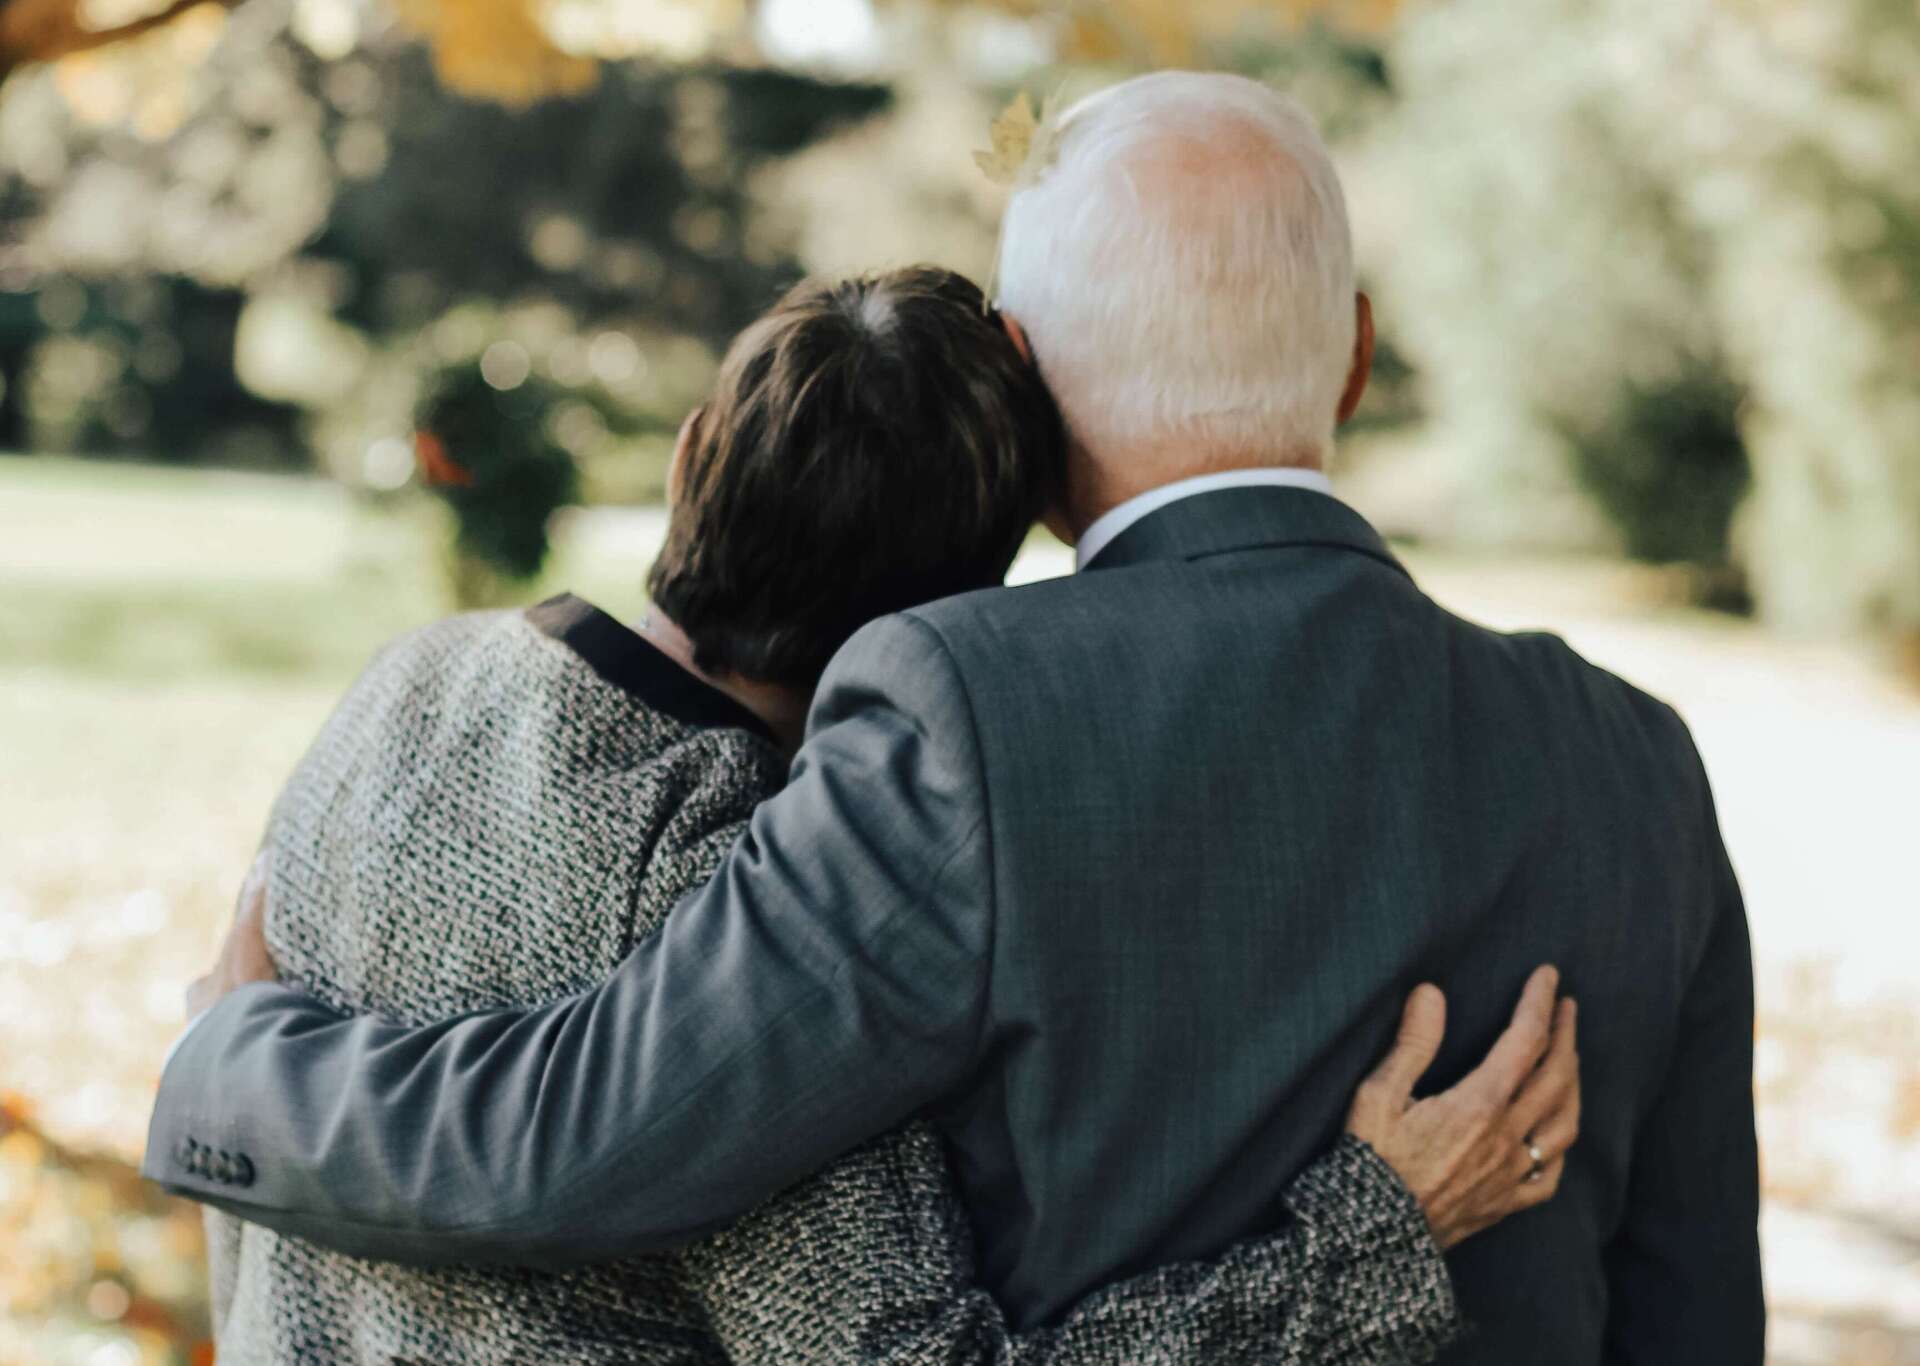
xmin=144 ymin=612 xmax=998 ymax=1266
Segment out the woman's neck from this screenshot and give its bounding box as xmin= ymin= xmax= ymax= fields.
xmin=639 ymin=611 xmax=809 ymax=754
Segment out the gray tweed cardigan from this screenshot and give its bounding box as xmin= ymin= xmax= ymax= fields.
xmin=205 ymin=595 xmax=1463 ymax=1364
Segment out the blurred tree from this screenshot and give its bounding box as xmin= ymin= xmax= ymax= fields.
xmin=1558 ymin=366 xmax=1752 ymax=608
xmin=0 ymin=0 xmax=239 ymax=76
xmin=315 ymin=59 xmax=886 ymax=343
xmin=414 ymin=359 xmax=580 ymax=604
xmin=1376 ymin=0 xmax=1920 ymax=640
xmin=0 ymin=0 xmax=774 ymax=107
xmin=0 ymin=0 xmax=886 ymax=485
xmin=0 ymin=0 xmax=1404 ymax=90
xmin=388 ymin=0 xmax=598 ymax=105
xmin=0 ymin=288 xmax=37 ymax=449
xmin=7 ymin=275 xmax=304 ymax=462
xmin=914 ymin=0 xmax=1399 ymax=65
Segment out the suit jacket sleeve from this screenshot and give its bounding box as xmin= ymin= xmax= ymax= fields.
xmin=1602 ymin=740 xmax=1765 ymax=1363
xmin=141 ymin=612 xmax=997 ymax=1265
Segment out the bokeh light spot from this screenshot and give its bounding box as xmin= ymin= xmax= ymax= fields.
xmin=480 ymin=340 xmax=532 ymax=391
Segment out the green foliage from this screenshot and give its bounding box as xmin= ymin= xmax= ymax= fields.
xmin=1376 ymin=0 xmax=1920 ymax=635
xmin=317 ymin=56 xmax=890 ymax=343
xmin=0 ymin=24 xmax=891 ymax=472
xmin=1558 ymin=365 xmax=1749 ymax=570
xmin=1227 ymin=21 xmax=1397 ymax=142
xmin=415 ymin=363 xmax=579 ymax=595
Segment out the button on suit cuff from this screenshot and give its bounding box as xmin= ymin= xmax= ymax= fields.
xmin=168 ymin=1134 xmax=255 ymax=1189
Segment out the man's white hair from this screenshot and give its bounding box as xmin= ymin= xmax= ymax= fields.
xmin=996 ymin=72 xmax=1356 ymax=467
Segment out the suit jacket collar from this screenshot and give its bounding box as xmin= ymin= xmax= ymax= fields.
xmin=1080 ymin=485 xmax=1411 ymax=581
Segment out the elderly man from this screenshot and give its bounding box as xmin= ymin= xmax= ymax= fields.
xmin=148 ymin=72 xmax=1762 ymax=1361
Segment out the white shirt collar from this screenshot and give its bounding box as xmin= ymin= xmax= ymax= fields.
xmin=1074 ymin=467 xmax=1337 ymax=571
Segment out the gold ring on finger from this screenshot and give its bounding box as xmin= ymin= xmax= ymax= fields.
xmin=1524 ymin=1137 xmax=1545 ymax=1183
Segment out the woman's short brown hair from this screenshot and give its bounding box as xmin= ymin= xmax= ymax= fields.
xmin=646 ymin=266 xmax=1064 ymax=690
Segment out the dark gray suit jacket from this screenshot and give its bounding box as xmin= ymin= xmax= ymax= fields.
xmin=148 ymin=487 xmax=1762 ymax=1362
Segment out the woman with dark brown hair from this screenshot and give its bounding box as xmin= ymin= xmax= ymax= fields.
xmin=201 ymin=267 xmax=1576 ymax=1364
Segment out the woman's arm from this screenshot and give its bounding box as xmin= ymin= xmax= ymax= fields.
xmin=953 ymin=1137 xmax=1459 ymax=1365
xmin=686 ymin=968 xmax=1580 ymax=1365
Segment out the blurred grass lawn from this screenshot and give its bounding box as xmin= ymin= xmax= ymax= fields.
xmin=3 ymin=454 xmax=1917 ymax=1364
xmin=0 ymin=457 xmax=673 ymax=1365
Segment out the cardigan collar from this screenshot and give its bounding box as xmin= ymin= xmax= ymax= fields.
xmin=525 ymin=594 xmax=777 ymax=745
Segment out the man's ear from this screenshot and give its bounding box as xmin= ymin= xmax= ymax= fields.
xmin=1000 ymin=311 xmax=1035 ymax=366
xmin=1336 ymin=292 xmax=1375 ymax=427
xmin=668 ymin=405 xmax=703 ymax=505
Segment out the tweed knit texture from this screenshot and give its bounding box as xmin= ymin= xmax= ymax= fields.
xmin=206 ymin=603 xmax=1463 ymax=1364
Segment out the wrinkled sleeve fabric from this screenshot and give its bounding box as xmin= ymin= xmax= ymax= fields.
xmin=1602 ymin=741 xmax=1765 ymax=1363
xmin=990 ymin=1138 xmax=1465 ymax=1366
xmin=685 ymin=1126 xmax=1462 ymax=1366
xmin=142 ymin=612 xmax=998 ymax=1266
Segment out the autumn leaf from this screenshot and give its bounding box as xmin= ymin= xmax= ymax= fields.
xmin=0 ymin=0 xmax=240 ymax=77
xmin=390 ymin=0 xmax=598 ymax=107
xmin=974 ymin=91 xmax=1040 ymax=186
xmin=414 ymin=430 xmax=473 ymax=488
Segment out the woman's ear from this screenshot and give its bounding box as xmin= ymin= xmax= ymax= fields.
xmin=668 ymin=405 xmax=704 ymax=505
xmin=1000 ymin=312 xmax=1035 ymax=366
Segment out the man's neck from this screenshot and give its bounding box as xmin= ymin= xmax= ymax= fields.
xmin=1061 ymin=445 xmax=1328 ymax=545
xmin=1067 ymin=465 xmax=1339 ymax=572
xmin=639 ymin=612 xmax=810 ymax=753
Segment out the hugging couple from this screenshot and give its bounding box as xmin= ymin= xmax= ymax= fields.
xmin=148 ymin=72 xmax=1763 ymax=1364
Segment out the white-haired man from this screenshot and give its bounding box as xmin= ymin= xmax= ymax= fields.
xmin=149 ymin=73 xmax=1761 ymax=1362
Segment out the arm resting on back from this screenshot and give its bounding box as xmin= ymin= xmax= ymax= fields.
xmin=142 ymin=613 xmax=997 ymax=1266
xmin=984 ymin=1138 xmax=1463 ymax=1365
xmin=1602 ymin=747 xmax=1765 ymax=1362
xmin=679 ymin=1110 xmax=1459 ymax=1365
xmin=950 ymin=1138 xmax=1463 ymax=1365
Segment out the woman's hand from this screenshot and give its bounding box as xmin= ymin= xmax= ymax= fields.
xmin=1346 ymin=965 xmax=1580 ymax=1249
xmin=185 ymin=851 xmax=278 ymax=1019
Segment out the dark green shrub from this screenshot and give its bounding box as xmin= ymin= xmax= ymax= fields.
xmin=1558 ymin=365 xmax=1750 ymax=569
xmin=414 ymin=362 xmax=579 ymax=603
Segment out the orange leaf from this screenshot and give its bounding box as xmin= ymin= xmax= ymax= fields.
xmin=415 ymin=430 xmax=473 ymax=488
